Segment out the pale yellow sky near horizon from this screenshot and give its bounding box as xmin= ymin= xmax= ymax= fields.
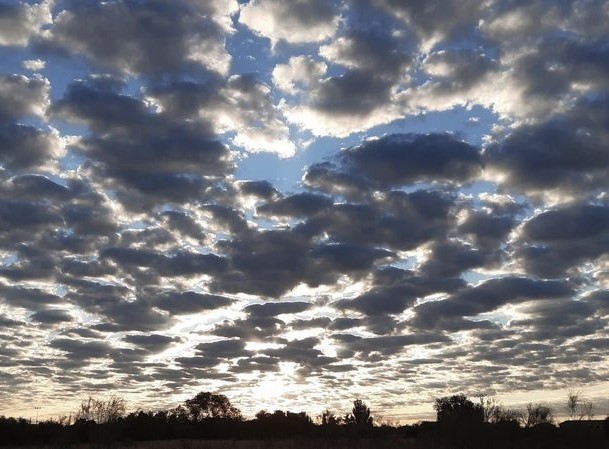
xmin=10 ymin=381 xmax=609 ymax=425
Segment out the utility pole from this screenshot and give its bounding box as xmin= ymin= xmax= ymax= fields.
xmin=34 ymin=407 xmax=41 ymax=424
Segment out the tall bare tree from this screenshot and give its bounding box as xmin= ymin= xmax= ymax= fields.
xmin=566 ymin=389 xmax=594 ymax=420
xmin=521 ymin=403 xmax=554 ymax=428
xmin=74 ymin=396 xmax=126 ymax=423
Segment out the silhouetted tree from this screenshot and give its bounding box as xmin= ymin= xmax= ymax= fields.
xmin=492 ymin=407 xmax=523 ymax=424
xmin=320 ymin=409 xmax=342 ymax=426
xmin=480 ymin=396 xmax=521 ymax=424
xmin=566 ymin=389 xmax=594 ymax=420
xmin=345 ymin=399 xmax=373 ymax=426
xmin=74 ymin=396 xmax=126 ymax=423
xmin=522 ymin=403 xmax=555 ymax=427
xmin=434 ymin=394 xmax=484 ymax=425
xmin=168 ymin=405 xmax=189 ymax=424
xmin=253 ymin=409 xmax=314 ymax=438
xmin=184 ymin=392 xmax=242 ymax=421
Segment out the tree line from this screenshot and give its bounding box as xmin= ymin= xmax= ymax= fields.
xmin=0 ymin=391 xmax=608 ymax=448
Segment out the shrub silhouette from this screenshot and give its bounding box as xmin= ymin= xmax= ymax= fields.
xmin=184 ymin=392 xmax=242 ymax=421
xmin=74 ymin=395 xmax=126 ymax=423
xmin=434 ymin=394 xmax=484 ymax=425
xmin=522 ymin=403 xmax=555 ymax=428
xmin=345 ymin=399 xmax=373 ymax=427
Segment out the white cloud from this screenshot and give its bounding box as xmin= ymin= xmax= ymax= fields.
xmin=0 ymin=74 xmax=50 ymax=119
xmin=282 ymin=99 xmax=404 ymax=137
xmin=239 ymin=0 xmax=339 ymax=45
xmin=187 ymin=0 xmax=240 ymax=32
xmin=272 ymin=56 xmax=327 ymax=95
xmin=216 ymin=76 xmax=296 ymax=157
xmin=0 ymin=0 xmax=52 ymax=47
xmin=22 ymin=59 xmax=46 ymax=71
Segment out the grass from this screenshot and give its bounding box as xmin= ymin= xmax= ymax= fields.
xmin=4 ymin=438 xmax=423 ymax=449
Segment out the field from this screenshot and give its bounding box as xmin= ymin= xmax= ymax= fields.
xmin=3 ymin=439 xmax=420 ymax=449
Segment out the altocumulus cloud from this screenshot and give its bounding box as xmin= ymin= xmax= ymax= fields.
xmin=0 ymin=0 xmax=608 ymax=422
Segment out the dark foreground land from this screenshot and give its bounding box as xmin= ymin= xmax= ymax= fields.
xmin=2 ymin=425 xmax=609 ymax=449
xmin=2 ymin=417 xmax=609 ymax=449
xmin=3 ymin=439 xmax=415 ymax=449
xmin=2 ymin=436 xmax=609 ymax=449
xmin=3 ymin=393 xmax=609 ymax=449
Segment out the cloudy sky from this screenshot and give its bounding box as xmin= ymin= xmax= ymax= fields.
xmin=1 ymin=0 xmax=609 ymax=422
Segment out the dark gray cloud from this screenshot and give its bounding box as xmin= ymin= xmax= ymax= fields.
xmin=50 ymin=338 xmax=114 ymax=361
xmin=61 ymin=259 xmax=117 ymax=278
xmin=211 ymin=220 xmax=400 ymax=297
xmin=329 ymin=317 xmax=364 ymax=331
xmin=0 ymin=74 xmax=60 ymax=170
xmin=309 ymin=243 xmax=394 ymax=272
xmin=524 ymin=204 xmax=609 ymax=242
xmin=339 ymin=134 xmax=482 ymax=187
xmin=123 ymin=334 xmax=180 ymax=353
xmin=0 ymin=74 xmax=48 ymax=122
xmin=244 ymin=301 xmax=312 ymax=318
xmin=458 ymin=210 xmax=517 ymax=247
xmin=213 ymin=317 xmax=286 ymax=340
xmin=289 ymin=317 xmax=332 ymax=330
xmin=0 ymin=283 xmax=60 ymax=311
xmin=486 ymin=95 xmax=609 ymax=195
xmin=0 ymin=314 xmax=22 ymax=328
xmin=284 ymin=30 xmax=411 ymax=133
xmin=211 ymin=228 xmax=323 ymax=297
xmin=411 ymin=277 xmax=573 ymax=331
xmin=49 ymin=0 xmax=230 ymax=75
xmin=257 ymin=193 xmax=333 ymax=218
xmin=422 ymin=49 xmax=498 ymax=94
xmin=364 ymin=0 xmax=483 ymax=45
xmin=418 ymin=239 xmax=500 ymax=279
xmin=261 ymin=337 xmax=336 ymax=369
xmin=582 ymin=290 xmax=609 ymax=316
xmin=7 ymin=175 xmax=72 ymax=201
xmin=333 ymin=332 xmax=448 ymax=357
xmin=158 ymin=211 xmax=206 ymax=242
xmin=146 ymin=74 xmax=294 ymax=156
xmin=195 ymin=338 xmax=248 ymax=358
xmin=0 ymin=198 xmax=60 ymax=230
xmin=504 ymin=36 xmax=609 ymax=116
xmin=274 ymin=19 xmax=416 ymax=136
xmin=30 ymin=309 xmax=73 ymax=325
xmin=517 ymin=203 xmax=609 ymax=278
xmin=150 ymin=290 xmax=233 ymax=315
xmin=301 ymin=189 xmax=456 ymax=251
xmin=237 ymin=180 xmax=280 ymax=200
xmin=302 ymin=161 xmax=371 ymax=199
xmin=203 ymin=205 xmax=250 ymax=234
xmin=145 ymin=79 xmax=225 ymax=119
xmin=63 ymin=281 xmax=173 ymax=332
xmin=231 ymin=356 xmax=280 ymax=373
xmin=52 ymin=78 xmax=232 ymax=209
xmin=304 ymin=134 xmax=481 ymax=199
xmin=337 ymin=267 xmax=464 ymax=316
xmin=513 ymin=298 xmax=604 ymax=341
xmin=310 ymin=30 xmax=411 ymax=116
xmin=101 ymin=246 xmax=228 ymax=279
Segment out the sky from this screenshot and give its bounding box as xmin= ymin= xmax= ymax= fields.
xmin=1 ymin=0 xmax=609 ymax=423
